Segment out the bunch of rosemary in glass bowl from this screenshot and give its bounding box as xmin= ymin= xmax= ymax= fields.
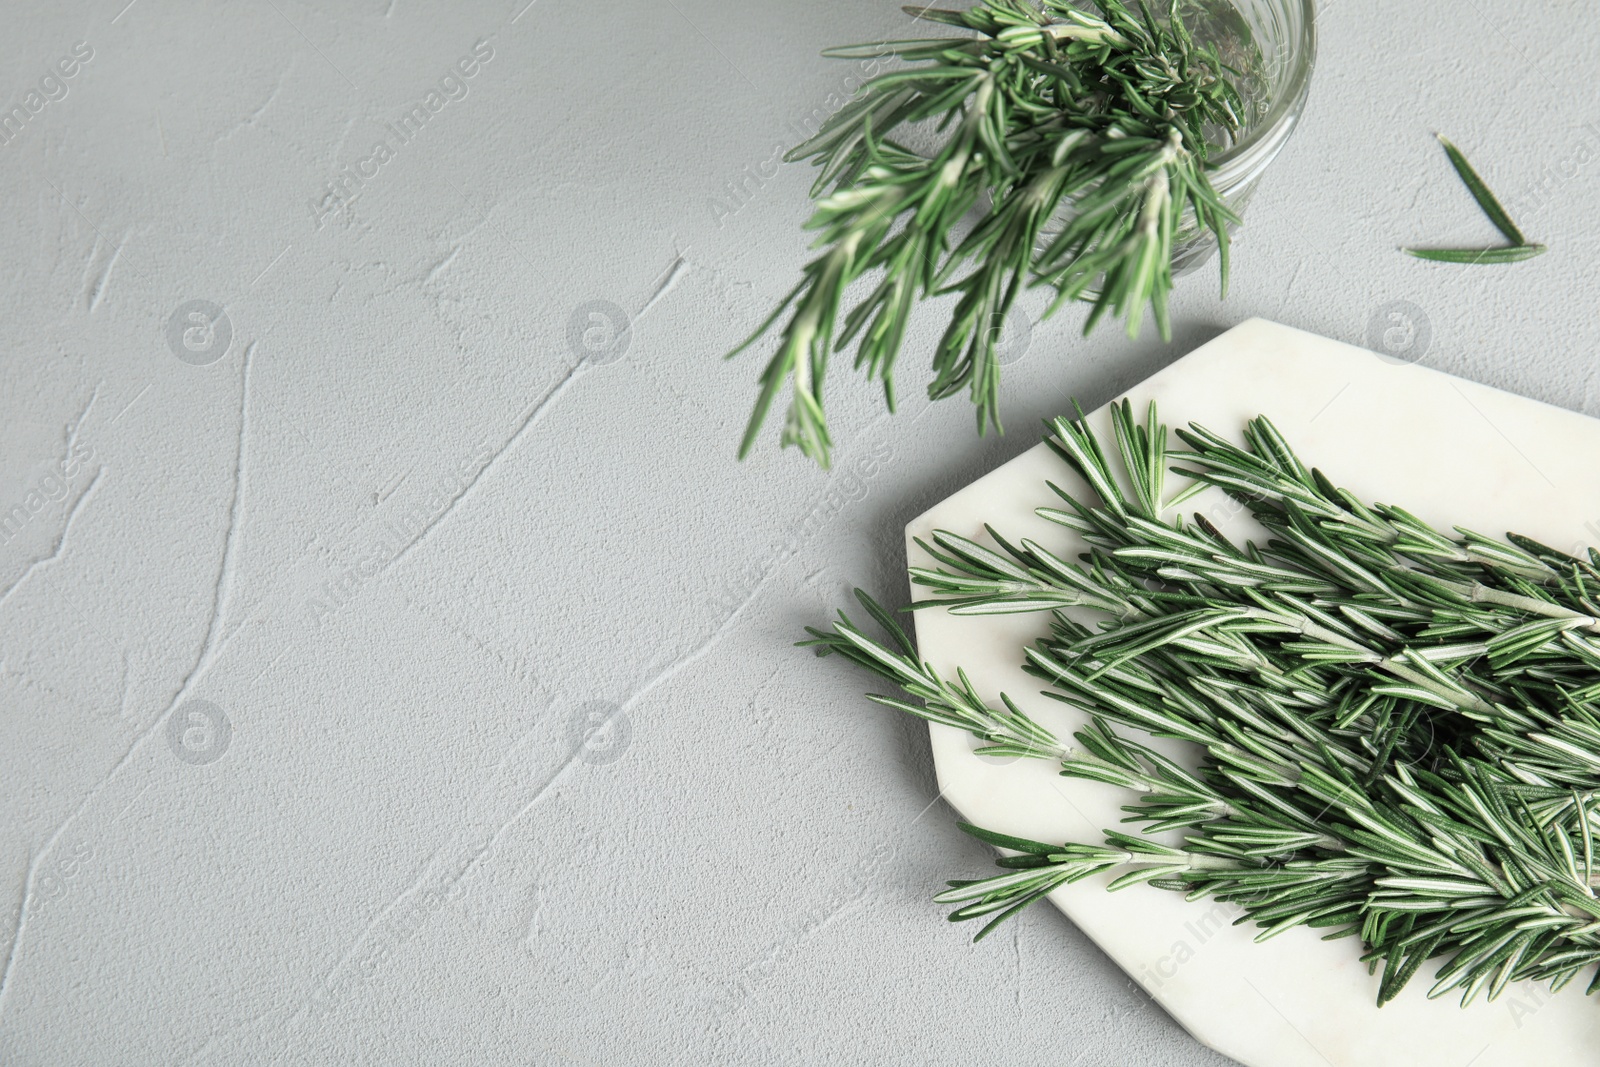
xmin=728 ymin=0 xmax=1314 ymax=467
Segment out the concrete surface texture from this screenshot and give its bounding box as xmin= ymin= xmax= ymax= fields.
xmin=0 ymin=1 xmax=1595 ymax=1065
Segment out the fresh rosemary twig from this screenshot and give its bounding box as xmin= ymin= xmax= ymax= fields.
xmin=730 ymin=1 xmax=1249 ymax=467
xmin=808 ymin=400 xmax=1600 ymax=1006
xmin=1405 ymin=134 xmax=1546 ymax=263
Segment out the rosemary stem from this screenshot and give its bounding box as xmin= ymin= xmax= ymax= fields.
xmin=1041 ymin=22 xmax=1128 ymax=47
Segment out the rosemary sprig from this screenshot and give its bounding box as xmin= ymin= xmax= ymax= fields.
xmin=730 ymin=1 xmax=1249 ymax=467
xmin=809 ymin=400 xmax=1600 ymax=1005
xmin=1405 ymin=134 xmax=1546 ymax=263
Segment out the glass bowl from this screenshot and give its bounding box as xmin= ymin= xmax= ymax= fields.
xmin=1171 ymin=0 xmax=1318 ymax=274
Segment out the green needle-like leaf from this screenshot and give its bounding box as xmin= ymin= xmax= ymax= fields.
xmin=1404 ymin=244 xmax=1548 ymax=264
xmin=1434 ymin=133 xmax=1526 ymax=245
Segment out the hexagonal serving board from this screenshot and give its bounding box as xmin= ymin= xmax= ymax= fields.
xmin=905 ymin=318 xmax=1600 ymax=1067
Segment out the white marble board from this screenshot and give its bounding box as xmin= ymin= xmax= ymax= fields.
xmin=906 ymin=318 xmax=1600 ymax=1067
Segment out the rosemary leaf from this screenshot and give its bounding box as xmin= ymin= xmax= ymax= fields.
xmin=1404 ymin=244 xmax=1548 ymax=264
xmin=1433 ymin=133 xmax=1526 ymax=246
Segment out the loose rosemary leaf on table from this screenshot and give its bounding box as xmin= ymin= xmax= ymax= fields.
xmin=1405 ymin=133 xmax=1547 ymax=263
xmin=807 ymin=401 xmax=1600 ymax=1006
xmin=729 ymin=1 xmax=1248 ymax=468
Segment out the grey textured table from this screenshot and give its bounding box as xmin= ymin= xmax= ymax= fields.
xmin=1 ymin=2 xmax=1595 ymax=1065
